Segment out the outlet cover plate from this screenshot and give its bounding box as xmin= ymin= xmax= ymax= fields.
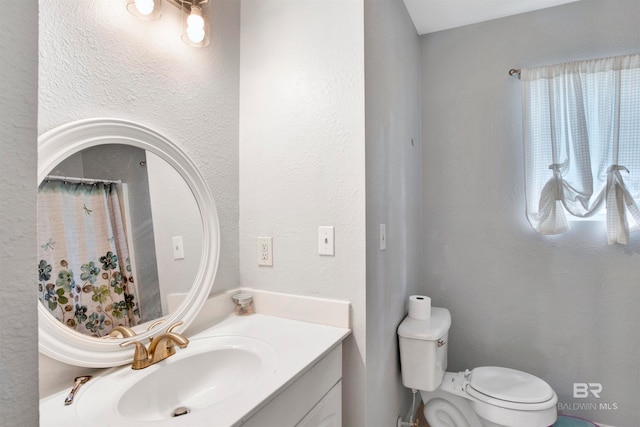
xmin=258 ymin=237 xmax=273 ymax=266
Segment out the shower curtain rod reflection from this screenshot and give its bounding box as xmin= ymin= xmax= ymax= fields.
xmin=44 ymin=175 xmax=122 ymax=185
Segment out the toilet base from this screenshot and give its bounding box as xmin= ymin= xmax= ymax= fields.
xmin=421 ymin=390 xmax=483 ymax=427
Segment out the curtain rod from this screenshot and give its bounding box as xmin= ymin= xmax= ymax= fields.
xmin=509 ymin=68 xmax=521 ymax=79
xmin=44 ymin=175 xmax=122 ymax=185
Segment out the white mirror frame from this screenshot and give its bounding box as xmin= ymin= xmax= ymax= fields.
xmin=38 ymin=118 xmax=220 ymax=367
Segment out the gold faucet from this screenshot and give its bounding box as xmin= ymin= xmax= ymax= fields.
xmin=120 ymin=321 xmax=189 ymax=370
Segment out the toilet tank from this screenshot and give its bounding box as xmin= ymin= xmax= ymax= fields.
xmin=398 ymin=307 xmax=451 ymax=391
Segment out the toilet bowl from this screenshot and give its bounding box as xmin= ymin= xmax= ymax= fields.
xmin=422 ymin=368 xmax=557 ymax=427
xmin=398 ymin=306 xmax=558 ymax=427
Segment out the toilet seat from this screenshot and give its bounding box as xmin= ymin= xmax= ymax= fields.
xmin=466 ymin=367 xmax=556 ymax=411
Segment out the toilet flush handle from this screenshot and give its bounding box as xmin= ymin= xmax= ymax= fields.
xmin=437 ymin=339 xmax=446 ymax=347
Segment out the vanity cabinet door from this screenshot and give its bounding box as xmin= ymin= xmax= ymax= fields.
xmin=241 ymin=345 xmax=342 ymax=427
xmin=296 ymin=380 xmax=341 ymax=427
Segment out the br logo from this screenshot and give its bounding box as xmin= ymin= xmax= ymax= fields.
xmin=573 ymin=383 xmax=603 ymax=399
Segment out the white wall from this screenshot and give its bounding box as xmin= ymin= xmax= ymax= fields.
xmin=238 ymin=1 xmax=366 ymax=425
xmin=0 ymin=1 xmax=39 ymax=425
xmin=37 ymin=0 xmax=240 ymax=395
xmin=420 ymin=1 xmax=640 ymax=425
xmin=364 ymin=0 xmax=422 ymax=425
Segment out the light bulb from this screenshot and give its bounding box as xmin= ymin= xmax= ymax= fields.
xmin=187 ymin=26 xmax=205 ymax=43
xmin=187 ymin=6 xmax=204 ymax=30
xmin=186 ymin=5 xmax=206 ymax=43
xmin=135 ymin=0 xmax=155 ymax=16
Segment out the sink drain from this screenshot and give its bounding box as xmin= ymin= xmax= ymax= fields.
xmin=172 ymin=407 xmax=190 ymax=417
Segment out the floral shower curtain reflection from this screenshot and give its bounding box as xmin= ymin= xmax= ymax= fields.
xmin=38 ymin=180 xmax=141 ymax=337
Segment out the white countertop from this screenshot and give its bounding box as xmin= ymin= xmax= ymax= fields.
xmin=39 ymin=314 xmax=350 ymax=426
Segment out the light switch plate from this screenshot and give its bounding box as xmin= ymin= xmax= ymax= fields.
xmin=172 ymin=236 xmax=185 ymax=260
xmin=318 ymin=226 xmax=335 ymax=256
xmin=379 ymin=224 xmax=386 ymax=251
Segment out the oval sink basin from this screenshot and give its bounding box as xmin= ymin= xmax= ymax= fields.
xmin=76 ymin=335 xmax=278 ymax=423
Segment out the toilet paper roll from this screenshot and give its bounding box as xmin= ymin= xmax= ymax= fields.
xmin=408 ymin=295 xmax=431 ymax=320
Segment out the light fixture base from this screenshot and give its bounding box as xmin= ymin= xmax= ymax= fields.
xmin=166 ymin=0 xmax=209 ymax=13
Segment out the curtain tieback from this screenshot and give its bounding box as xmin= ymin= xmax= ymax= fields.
xmin=547 ymin=163 xmax=565 ymax=201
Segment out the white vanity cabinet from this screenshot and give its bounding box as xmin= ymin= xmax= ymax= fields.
xmin=241 ymin=344 xmax=343 ymax=427
xmin=296 ymin=381 xmax=341 ymax=427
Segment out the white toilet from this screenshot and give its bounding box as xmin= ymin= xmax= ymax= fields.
xmin=398 ymin=307 xmax=558 ymax=427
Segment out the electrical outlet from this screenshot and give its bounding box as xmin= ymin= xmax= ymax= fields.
xmin=257 ymin=237 xmax=273 ymax=266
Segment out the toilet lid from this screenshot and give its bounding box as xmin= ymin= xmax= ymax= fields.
xmin=468 ymin=367 xmax=555 ymax=404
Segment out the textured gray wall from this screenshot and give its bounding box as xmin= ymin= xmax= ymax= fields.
xmin=0 ymin=1 xmax=39 ymax=426
xmin=420 ymin=1 xmax=640 ymax=425
xmin=364 ymin=0 xmax=422 ymax=425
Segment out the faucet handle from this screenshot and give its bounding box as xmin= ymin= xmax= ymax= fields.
xmin=146 ymin=320 xmax=181 ymax=344
xmin=146 ymin=319 xmax=166 ymax=332
xmin=120 ymin=339 xmax=146 ymax=353
xmin=154 ymin=322 xmax=186 ymax=355
xmin=146 ymin=320 xmax=167 ymax=344
xmin=166 ymin=320 xmax=184 ymax=333
xmin=107 ymin=325 xmax=137 ymax=338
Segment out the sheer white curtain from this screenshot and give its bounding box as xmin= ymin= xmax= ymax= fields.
xmin=522 ymin=53 xmax=640 ymax=244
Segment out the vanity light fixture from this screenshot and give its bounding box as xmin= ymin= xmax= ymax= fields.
xmin=127 ymin=0 xmax=209 ymax=47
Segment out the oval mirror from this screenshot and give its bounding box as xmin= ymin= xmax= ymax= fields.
xmin=38 ymin=118 xmax=220 ymax=367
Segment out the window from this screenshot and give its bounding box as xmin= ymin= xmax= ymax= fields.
xmin=521 ymin=53 xmax=640 ymax=244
